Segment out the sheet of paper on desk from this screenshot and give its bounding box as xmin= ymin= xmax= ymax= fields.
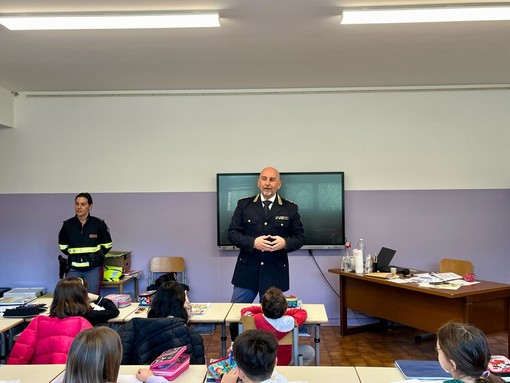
xmin=49 ymin=372 xmax=63 ymax=383
xmin=365 ymin=272 xmax=399 ymax=279
xmin=449 ymin=279 xmax=479 ymax=286
xmin=0 ymin=380 xmax=21 ymax=383
xmin=418 ymin=282 xmax=461 ymax=290
xmin=117 ymin=375 xmax=142 ymax=383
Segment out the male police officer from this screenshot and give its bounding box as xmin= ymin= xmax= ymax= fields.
xmin=228 ymin=167 xmax=304 ymax=338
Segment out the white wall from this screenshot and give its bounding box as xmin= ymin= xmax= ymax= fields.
xmin=1 ymin=88 xmax=509 ymax=193
xmin=0 ymin=86 xmax=14 ymax=128
xmin=1 ymin=88 xmax=509 ymax=323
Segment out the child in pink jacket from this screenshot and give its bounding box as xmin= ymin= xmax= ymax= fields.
xmin=8 ymin=315 xmax=91 ymax=364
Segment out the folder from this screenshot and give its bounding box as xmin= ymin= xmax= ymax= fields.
xmin=395 ymin=360 xmax=451 ymax=380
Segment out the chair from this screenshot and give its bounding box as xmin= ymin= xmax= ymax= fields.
xmin=415 ymin=258 xmax=474 ymax=343
xmin=149 ymin=256 xmax=186 ymax=285
xmin=239 ymin=315 xmax=301 ymax=365
xmin=439 ymin=258 xmax=474 ymax=275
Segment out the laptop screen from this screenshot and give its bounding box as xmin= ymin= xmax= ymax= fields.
xmin=376 ymin=247 xmax=396 ymax=271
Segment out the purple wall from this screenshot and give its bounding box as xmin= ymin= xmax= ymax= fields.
xmin=1 ymin=189 xmax=509 ymax=321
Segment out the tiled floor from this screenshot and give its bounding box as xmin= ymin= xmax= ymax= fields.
xmin=198 ymin=324 xmax=508 ymax=366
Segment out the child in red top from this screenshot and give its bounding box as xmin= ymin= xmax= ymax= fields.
xmin=240 ymin=286 xmax=315 ymax=365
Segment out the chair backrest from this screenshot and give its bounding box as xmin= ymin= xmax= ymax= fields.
xmin=239 ymin=315 xmax=294 ymax=346
xmin=149 ymin=256 xmax=186 ymax=285
xmin=439 ymin=258 xmax=474 ymax=275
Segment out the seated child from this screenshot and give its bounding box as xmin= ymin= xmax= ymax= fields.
xmin=221 ymin=329 xmax=287 ymax=383
xmin=50 ymin=277 xmax=120 ymax=326
xmin=240 ymin=286 xmax=315 ymax=365
xmin=436 ymin=321 xmax=506 ymax=383
xmin=64 ymin=326 xmax=169 ymax=383
xmin=148 ymin=280 xmax=192 ymax=323
xmin=147 ymin=271 xmax=190 ymax=292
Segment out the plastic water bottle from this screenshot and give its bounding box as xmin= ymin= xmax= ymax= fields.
xmin=357 ymin=238 xmax=365 ymax=257
xmin=355 ymin=238 xmax=366 ymax=273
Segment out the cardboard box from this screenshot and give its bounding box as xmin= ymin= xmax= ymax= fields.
xmin=105 ymin=250 xmax=131 ymax=271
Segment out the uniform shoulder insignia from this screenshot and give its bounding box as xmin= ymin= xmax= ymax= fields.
xmin=237 ymin=195 xmax=257 ymax=203
xmin=282 ymin=198 xmax=297 ymax=205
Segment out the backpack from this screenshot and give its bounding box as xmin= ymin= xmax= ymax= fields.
xmin=103 ymin=265 xmax=124 ymax=282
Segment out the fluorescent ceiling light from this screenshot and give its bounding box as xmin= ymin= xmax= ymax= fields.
xmin=340 ymin=6 xmax=510 ymax=24
xmin=0 ymin=12 xmax=220 ymax=30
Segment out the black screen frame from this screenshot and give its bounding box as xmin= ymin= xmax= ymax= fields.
xmin=216 ymin=171 xmax=345 ymax=250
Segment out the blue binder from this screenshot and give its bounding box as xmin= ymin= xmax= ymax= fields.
xmin=395 ymin=360 xmax=451 ymax=380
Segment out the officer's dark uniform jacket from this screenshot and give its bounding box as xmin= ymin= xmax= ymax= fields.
xmin=58 ymin=215 xmax=112 ymax=271
xmin=228 ymin=193 xmax=304 ymax=295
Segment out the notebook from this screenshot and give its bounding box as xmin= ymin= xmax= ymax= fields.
xmin=375 ymin=247 xmax=396 ymax=272
xmin=395 ymin=360 xmax=451 ymax=380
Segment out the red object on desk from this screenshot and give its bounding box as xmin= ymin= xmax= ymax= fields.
xmin=463 ymin=273 xmax=475 ymax=282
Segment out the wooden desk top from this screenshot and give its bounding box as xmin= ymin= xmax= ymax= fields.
xmin=226 ymin=303 xmax=329 ymax=324
xmin=31 ymin=297 xmax=138 ymax=323
xmin=355 ymin=366 xmax=405 ymax=383
xmin=277 ymin=366 xmax=359 ymax=383
xmin=329 ymin=268 xmax=510 ymax=299
xmin=0 ymin=316 xmax=24 ymax=332
xmin=118 ymin=365 xmax=206 ymax=382
xmin=123 ymin=302 xmax=234 ymax=324
xmin=0 ymin=364 xmax=65 ymax=383
xmin=0 ymin=363 xmax=406 ymax=383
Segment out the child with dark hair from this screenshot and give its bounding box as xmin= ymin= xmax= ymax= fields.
xmin=240 ymin=286 xmax=314 ymax=365
xmin=437 ymin=321 xmax=506 ymax=383
xmin=50 ymin=277 xmax=120 ymax=326
xmin=64 ymin=327 xmax=168 ymax=383
xmin=221 ymin=329 xmax=287 ymax=383
xmin=147 ymin=272 xmax=189 ymax=292
xmin=148 ymin=280 xmax=192 ymax=323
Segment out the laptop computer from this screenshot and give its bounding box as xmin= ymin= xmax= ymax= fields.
xmin=375 ymin=247 xmax=397 ymax=272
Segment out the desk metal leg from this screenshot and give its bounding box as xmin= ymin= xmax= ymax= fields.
xmin=314 ymin=324 xmax=320 ymax=365
xmin=8 ymin=328 xmax=14 ymax=350
xmin=134 ymin=277 xmax=139 ymax=298
xmin=221 ymin=323 xmax=227 ymax=357
xmin=292 ymin=327 xmax=299 ymax=366
xmin=0 ymin=332 xmax=6 ymax=363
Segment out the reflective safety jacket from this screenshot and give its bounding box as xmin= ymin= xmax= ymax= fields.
xmin=58 ymin=215 xmax=112 ymax=271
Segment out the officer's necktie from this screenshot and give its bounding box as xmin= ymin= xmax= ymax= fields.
xmin=263 ymin=200 xmax=271 ymax=217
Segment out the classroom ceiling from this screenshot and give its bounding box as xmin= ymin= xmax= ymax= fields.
xmin=1 ymin=0 xmax=510 ymax=92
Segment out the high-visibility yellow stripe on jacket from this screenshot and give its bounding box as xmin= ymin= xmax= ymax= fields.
xmin=58 ymin=215 xmax=113 ymax=270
